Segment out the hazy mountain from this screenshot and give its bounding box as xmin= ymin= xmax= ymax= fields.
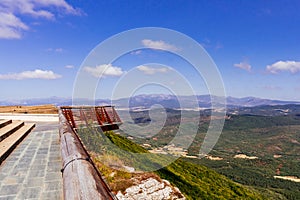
xmin=113 ymin=94 xmax=300 ymax=109
xmin=226 ymin=96 xmax=299 ymax=107
xmin=0 ymin=94 xmax=299 ymax=108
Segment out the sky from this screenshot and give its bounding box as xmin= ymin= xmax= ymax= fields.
xmin=0 ymin=0 xmax=300 ymax=101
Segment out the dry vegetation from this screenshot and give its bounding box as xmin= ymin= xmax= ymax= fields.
xmin=91 ymin=153 xmax=161 ymax=193
xmin=0 ymin=104 xmax=58 ymax=114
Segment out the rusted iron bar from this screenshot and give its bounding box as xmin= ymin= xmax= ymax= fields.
xmin=95 ymin=107 xmax=104 ymax=126
xmin=112 ymin=107 xmax=121 ymax=122
xmin=102 ymin=107 xmax=113 ymax=124
xmin=59 ymin=110 xmax=116 ymax=200
xmin=62 ymin=108 xmax=76 ymax=129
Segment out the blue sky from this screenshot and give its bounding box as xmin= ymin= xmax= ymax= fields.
xmin=0 ymin=0 xmax=300 ymax=101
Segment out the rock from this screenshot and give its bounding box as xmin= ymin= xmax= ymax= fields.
xmin=116 ymin=191 xmax=126 ymax=200
xmin=117 ymin=177 xmax=186 ymax=200
xmin=125 ymin=185 xmax=141 ymax=195
xmin=123 ymin=166 xmax=135 ymax=173
xmin=163 ymin=179 xmax=170 ymax=185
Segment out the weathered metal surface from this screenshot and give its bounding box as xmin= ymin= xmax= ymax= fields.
xmin=60 ymin=106 xmax=122 ymax=131
xmin=62 ymin=108 xmax=76 ymax=128
xmin=59 ymin=110 xmax=116 ymax=200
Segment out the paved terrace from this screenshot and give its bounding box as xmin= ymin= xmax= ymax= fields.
xmin=0 ymin=116 xmax=62 ymax=200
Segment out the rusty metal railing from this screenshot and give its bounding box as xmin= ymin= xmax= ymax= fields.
xmin=60 ymin=106 xmax=122 ymax=132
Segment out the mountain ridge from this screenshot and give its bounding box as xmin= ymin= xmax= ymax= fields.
xmin=1 ymin=94 xmax=299 ymax=108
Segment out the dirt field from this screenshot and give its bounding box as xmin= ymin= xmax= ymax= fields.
xmin=0 ymin=104 xmax=58 ymax=114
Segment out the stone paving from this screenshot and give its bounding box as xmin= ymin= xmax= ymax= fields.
xmin=0 ymin=129 xmax=63 ymax=200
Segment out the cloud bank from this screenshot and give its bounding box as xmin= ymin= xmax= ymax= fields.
xmin=142 ymin=39 xmax=179 ymax=51
xmin=266 ymin=60 xmax=300 ymax=74
xmin=0 ymin=69 xmax=62 ymax=80
xmin=0 ymin=12 xmax=29 ymax=39
xmin=84 ymin=64 xmax=125 ymax=78
xmin=0 ymin=0 xmax=82 ymax=39
xmin=234 ymin=61 xmax=252 ymax=72
xmin=137 ymin=65 xmax=172 ymax=75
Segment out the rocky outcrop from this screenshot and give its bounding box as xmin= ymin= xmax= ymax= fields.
xmin=116 ymin=178 xmax=185 ymax=200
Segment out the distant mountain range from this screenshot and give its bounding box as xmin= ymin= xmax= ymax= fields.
xmin=1 ymin=94 xmax=299 ymax=109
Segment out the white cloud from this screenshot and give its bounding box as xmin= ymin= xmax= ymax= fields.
xmin=0 ymin=69 xmax=62 ymax=80
xmin=65 ymin=65 xmax=75 ymax=69
xmin=34 ymin=0 xmax=82 ymax=15
xmin=0 ymin=0 xmax=81 ymax=18
xmin=234 ymin=61 xmax=252 ymax=72
xmin=137 ymin=65 xmax=172 ymax=75
xmin=83 ymin=64 xmax=125 ymax=78
xmin=142 ymin=39 xmax=179 ymax=51
xmin=0 ymin=0 xmax=82 ymax=39
xmin=0 ymin=12 xmax=29 ymax=39
xmin=266 ymin=60 xmax=300 ymax=74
